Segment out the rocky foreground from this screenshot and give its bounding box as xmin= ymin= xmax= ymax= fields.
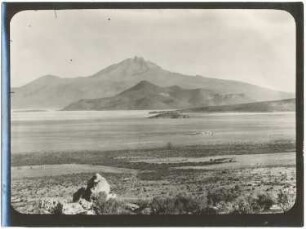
xmin=34 ymin=169 xmax=295 ymax=215
xmin=12 ymin=144 xmax=296 ymax=215
xmin=38 ymin=173 xmax=141 ymax=215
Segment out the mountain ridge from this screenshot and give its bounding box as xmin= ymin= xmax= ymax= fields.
xmin=12 ymin=56 xmax=294 ymax=109
xmin=63 ymin=80 xmax=253 ymax=111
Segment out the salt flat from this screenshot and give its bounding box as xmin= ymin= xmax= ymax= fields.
xmin=11 ymin=110 xmax=295 ymax=154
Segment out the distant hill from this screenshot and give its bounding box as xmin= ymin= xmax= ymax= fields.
xmin=12 ymin=56 xmax=293 ymax=109
xmin=181 ymin=99 xmax=295 ymax=113
xmin=63 ymin=81 xmax=253 ymax=110
xmin=148 ymin=111 xmax=190 ymax=119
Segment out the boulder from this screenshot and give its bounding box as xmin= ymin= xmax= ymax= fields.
xmin=39 ymin=173 xmax=118 ymax=215
xmin=73 ymin=173 xmax=116 ymax=202
xmin=85 ymin=173 xmax=111 ymax=200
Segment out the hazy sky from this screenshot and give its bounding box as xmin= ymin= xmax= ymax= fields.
xmin=11 ymin=9 xmax=295 ymax=92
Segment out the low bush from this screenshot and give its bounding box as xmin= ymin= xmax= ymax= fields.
xmin=52 ymin=202 xmax=64 ymax=215
xmin=207 ymin=188 xmax=240 ymax=206
xmin=231 ymin=196 xmax=255 ymax=214
xmin=256 ymin=193 xmax=274 ymax=211
xmin=92 ymin=192 xmax=129 ymax=215
xmin=277 ymin=189 xmax=296 ymax=212
xmin=150 ymin=193 xmax=212 ymax=215
xmin=231 ymin=193 xmax=274 ymax=214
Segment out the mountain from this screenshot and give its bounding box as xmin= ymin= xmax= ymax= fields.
xmin=63 ymin=80 xmax=254 ymax=110
xmin=12 ymin=56 xmax=293 ymax=109
xmin=180 ymin=99 xmax=295 ymax=113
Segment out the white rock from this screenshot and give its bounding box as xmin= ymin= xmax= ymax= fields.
xmin=76 ymin=173 xmax=116 ymax=201
xmin=61 ymin=202 xmax=86 ymax=215
xmin=88 ymin=173 xmax=111 ymax=196
xmin=79 ymin=198 xmax=93 ymax=210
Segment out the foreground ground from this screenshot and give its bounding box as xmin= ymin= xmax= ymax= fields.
xmin=11 ymin=141 xmax=296 ymax=214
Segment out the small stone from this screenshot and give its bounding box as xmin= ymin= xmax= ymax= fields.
xmin=79 ymin=198 xmax=93 ymax=210
xmin=107 ymin=193 xmax=117 ymax=200
xmin=124 ymin=203 xmax=140 ymax=211
xmin=61 ymin=202 xmax=86 ymax=215
xmin=83 ymin=209 xmax=96 ymax=215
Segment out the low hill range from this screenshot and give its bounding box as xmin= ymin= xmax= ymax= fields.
xmin=180 ymin=98 xmax=296 ymax=113
xmin=63 ymin=80 xmax=253 ymax=110
xmin=12 ymin=56 xmax=293 ymax=109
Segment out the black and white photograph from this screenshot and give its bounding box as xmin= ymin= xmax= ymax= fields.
xmin=3 ymin=2 xmax=303 ymax=226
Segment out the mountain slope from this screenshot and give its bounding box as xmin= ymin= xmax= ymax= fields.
xmin=181 ymin=99 xmax=295 ymax=113
xmin=63 ymin=81 xmax=254 ymax=110
xmin=12 ymin=56 xmax=293 ymax=109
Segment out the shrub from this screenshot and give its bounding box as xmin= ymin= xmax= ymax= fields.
xmin=92 ymin=192 xmax=128 ymax=215
xmin=231 ymin=197 xmax=254 ymax=214
xmin=150 ymin=194 xmax=209 ymax=215
xmin=277 ymin=189 xmax=296 ymax=213
xmin=133 ymin=198 xmax=151 ymax=209
xmin=207 ymin=188 xmax=239 ymax=206
xmin=52 ymin=202 xmax=63 ymax=215
xmin=38 ymin=199 xmax=64 ymax=215
xmin=231 ymin=193 xmax=274 ymax=214
xmin=256 ymin=193 xmax=274 ymax=211
xmin=151 ymin=196 xmax=177 ymax=214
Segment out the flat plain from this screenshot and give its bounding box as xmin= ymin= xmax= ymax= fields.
xmin=11 ymin=110 xmax=296 ymax=214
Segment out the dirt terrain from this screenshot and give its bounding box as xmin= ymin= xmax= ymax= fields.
xmin=11 ymin=142 xmax=296 ymax=214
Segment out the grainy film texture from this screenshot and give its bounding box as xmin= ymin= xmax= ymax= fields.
xmin=10 ymin=9 xmax=296 ymax=215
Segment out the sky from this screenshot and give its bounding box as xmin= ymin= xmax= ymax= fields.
xmin=11 ymin=9 xmax=295 ymax=92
